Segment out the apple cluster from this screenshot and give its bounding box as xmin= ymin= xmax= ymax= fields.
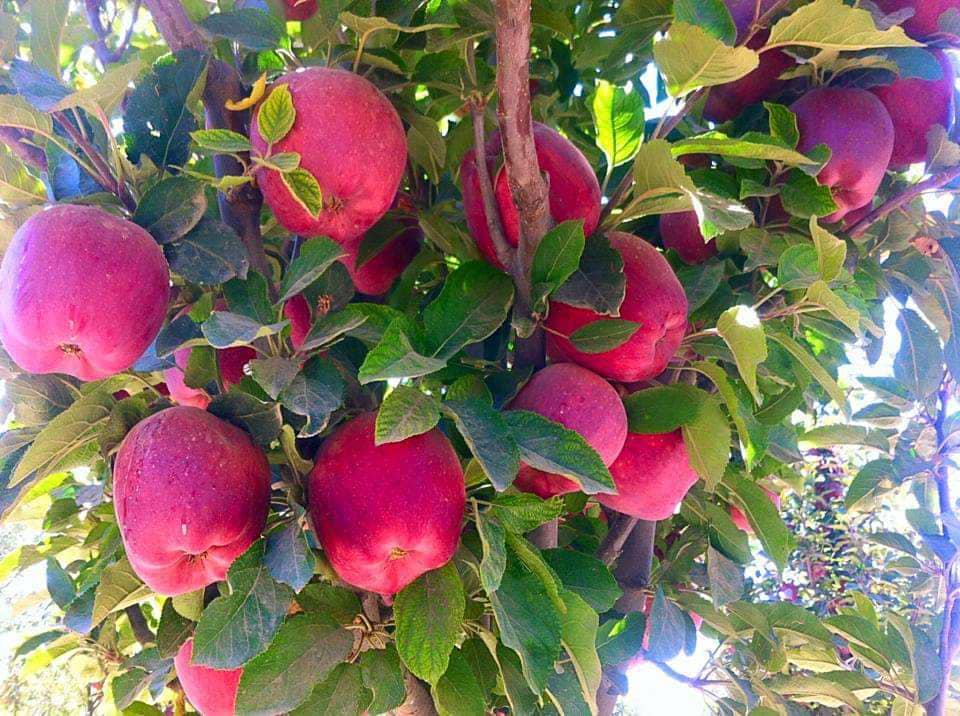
xmin=1 ymin=1 xmax=956 ymax=709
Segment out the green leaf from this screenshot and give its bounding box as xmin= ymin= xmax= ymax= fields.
xmin=0 ymin=151 xmax=45 ymax=206
xmin=627 ymin=139 xmax=695 ymax=218
xmin=671 ymin=132 xmax=820 ymax=170
xmin=360 ymin=645 xmax=406 ymax=715
xmin=12 ymin=386 xmax=115 ymax=488
xmin=296 ymin=583 xmax=362 ymax=625
xmin=680 ymin=387 xmax=730 ymax=490
xmin=279 ymin=357 xmax=346 ymax=436
xmin=358 ymin=316 xmax=447 ymax=384
xmin=805 ymin=281 xmax=861 ymax=335
xmin=247 ymin=357 xmax=300 ymax=400
xmin=885 ymin=615 xmax=941 ymax=704
xmin=716 ymin=305 xmax=767 ymax=404
xmin=157 ymin=599 xmax=193 ymax=659
xmin=290 ymin=662 xmax=372 ymax=716
xmin=809 ymin=218 xmax=847 ymax=282
xmin=645 ymin=589 xmax=686 ymax=662
xmin=432 ymin=648 xmax=486 ymax=716
xmin=257 ymin=83 xmax=297 ymax=143
xmin=281 ymin=168 xmax=324 ymax=219
xmin=133 ymin=176 xmax=207 ymax=244
xmin=235 ymin=612 xmax=353 ymax=714
xmin=406 ymin=113 xmax=446 ymax=184
xmin=568 ymin=319 xmax=641 ymax=354
xmin=442 ymin=400 xmax=519 ymax=491
xmin=91 ymin=558 xmax=152 ymax=627
xmin=301 ymin=307 xmax=370 ymax=351
xmin=201 ymin=311 xmax=286 ymax=349
xmin=207 ymin=392 xmax=282 ymax=445
xmin=503 ymin=410 xmax=615 ymax=494
xmin=845 ymin=459 xmax=896 ymax=511
xmin=475 ymin=506 xmax=507 ymax=593
xmin=488 ymin=494 xmax=565 ymax=534
xmin=30 ymin=0 xmax=68 ymax=75
xmin=192 ymin=541 xmax=294 ymax=669
xmin=172 ymin=590 xmax=204 ymax=621
xmin=768 ymin=329 xmax=848 ymax=415
xmin=190 ymin=128 xmax=253 ymax=153
xmin=769 ymin=675 xmax=864 ymax=712
xmin=765 ymin=102 xmax=799 ymax=148
xmin=264 ymin=520 xmax=315 ymax=592
xmin=490 ymin=550 xmax=563 ymax=695
xmin=727 ymin=472 xmax=794 ymax=570
xmin=777 ymin=244 xmax=821 ymax=290
xmin=394 ymin=562 xmax=465 ymax=684
xmin=779 ymin=172 xmax=838 ymax=218
xmin=46 ymin=558 xmax=75 ymax=609
xmin=623 ymin=384 xmax=702 ymax=434
xmin=258 ymin=151 xmax=301 ymax=173
xmin=542 ymin=550 xmax=621 ymax=612
xmin=692 ymin=361 xmax=763 ymax=468
xmin=375 ymin=386 xmax=441 ymax=445
xmin=165 ymin=217 xmax=250 ymax=285
xmin=531 ymin=221 xmax=586 ymax=312
xmin=894 ymin=309 xmax=944 ymax=401
xmin=766 ymin=0 xmax=921 ymax=51
xmin=201 ymin=8 xmax=284 ymax=50
xmin=653 ymin=22 xmax=759 ymax=96
xmin=278 ymin=237 xmax=345 ymax=303
xmin=707 ymin=545 xmax=743 ymax=607
xmin=591 ymin=81 xmax=645 ymax=169
xmin=553 ymin=234 xmax=626 ymax=316
xmin=224 ymin=272 xmax=277 ymax=325
xmin=596 ymin=612 xmax=646 ymax=666
xmin=424 ymin=262 xmax=514 ymax=359
xmin=673 ymin=0 xmax=736 ymax=44
xmin=559 ymin=590 xmax=601 ymax=715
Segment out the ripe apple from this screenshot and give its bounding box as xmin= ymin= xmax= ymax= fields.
xmin=174 ymin=639 xmax=242 ymax=716
xmin=597 ymin=430 xmax=698 ymax=519
xmin=509 ymin=363 xmax=627 ymax=498
xmin=0 ymin=205 xmax=169 ymax=381
xmin=307 ymin=412 xmax=466 ymax=595
xmin=461 ymin=122 xmax=601 ymax=268
xmin=791 ymin=87 xmax=894 ymax=223
xmin=659 ymin=211 xmax=718 ymax=264
xmin=703 ymin=32 xmax=793 ymax=123
xmin=547 ymin=232 xmax=689 ymax=383
xmin=283 ymin=0 xmax=317 ymax=21
xmin=875 ymin=0 xmax=960 ymax=42
xmin=251 ymin=68 xmax=407 ymax=243
xmin=871 ymin=50 xmax=956 ymax=168
xmin=729 ymin=487 xmax=781 ymax=533
xmin=338 ymin=222 xmax=421 ymax=296
xmin=113 ymin=406 xmax=272 ymax=595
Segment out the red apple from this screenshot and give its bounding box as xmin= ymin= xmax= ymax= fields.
xmin=338 ymin=223 xmax=421 ymax=296
xmin=509 ymin=363 xmax=627 ymax=498
xmin=876 ymin=0 xmax=960 ymax=42
xmin=703 ymin=32 xmax=794 ymax=123
xmin=461 ymin=122 xmax=601 ymax=268
xmin=283 ymin=294 xmax=312 ymax=350
xmin=791 ymin=87 xmax=894 ymax=223
xmin=174 ymin=639 xmax=242 ymax=716
xmin=307 ymin=412 xmax=466 ymax=595
xmin=113 ymin=406 xmax=271 ymax=595
xmin=546 ymin=232 xmax=688 ymax=383
xmin=871 ymin=49 xmax=956 ymax=168
xmin=251 ymin=68 xmax=406 ymax=243
xmin=729 ymin=487 xmax=781 ymax=533
xmin=597 ymin=430 xmax=698 ymax=520
xmin=163 ymin=347 xmax=211 ymax=410
xmin=659 ymin=211 xmax=718 ymax=264
xmin=0 ymin=205 xmax=169 ymax=381
xmin=283 ymin=0 xmax=317 ymax=21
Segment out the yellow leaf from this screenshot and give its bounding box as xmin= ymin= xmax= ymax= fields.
xmin=225 ymin=72 xmax=267 ymax=111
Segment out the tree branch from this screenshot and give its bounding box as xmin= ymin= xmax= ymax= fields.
xmin=598 ymin=513 xmax=639 ymax=566
xmin=85 ymin=0 xmax=141 ymax=65
xmin=124 ymin=605 xmax=154 ymax=647
xmin=142 ymin=0 xmax=270 ymax=279
xmin=848 ymin=166 xmax=960 ymax=239
xmin=614 ymin=520 xmax=657 ymax=588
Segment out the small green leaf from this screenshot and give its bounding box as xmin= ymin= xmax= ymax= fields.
xmin=281 ymin=168 xmax=324 ymax=219
xmin=201 ymin=8 xmax=284 ymax=50
xmin=201 ymin=311 xmax=286 ymax=348
xmin=278 ymin=237 xmax=345 ymax=304
xmin=442 ymin=400 xmax=519 ymax=491
xmin=264 ymin=520 xmax=315 ymax=592
xmin=542 ymin=550 xmax=621 ymax=612
xmin=768 ymin=329 xmax=848 ymax=415
xmin=207 ymin=392 xmax=282 ymax=445
xmin=623 ymin=384 xmax=702 ymax=434
xmin=727 ymin=472 xmax=795 ymax=570
xmin=258 ymin=83 xmax=297 ymax=144
xmin=475 ymin=506 xmax=507 ymax=593
xmin=679 ymin=387 xmax=730 ymax=490
xmin=190 ymin=128 xmax=253 ymax=153
xmin=653 ymin=22 xmax=759 ymax=96
xmin=809 ymin=217 xmax=846 ymax=282
xmin=360 ymin=645 xmax=405 ymax=714
xmin=91 ymin=558 xmax=152 ymax=627
xmin=432 ymin=648 xmax=486 ymax=716
xmin=645 ymin=589 xmax=686 ymax=662
xmin=358 ymin=316 xmax=447 ymax=384
xmin=279 ymin=357 xmax=346 ymax=437
xmin=591 ymin=81 xmax=645 ymax=169
xmin=256 ymin=151 xmax=301 ymax=172
xmin=716 ymin=305 xmax=767 ymax=405
xmin=673 ymin=0 xmax=736 ymax=45
xmin=157 ymin=598 xmax=193 ymax=658
xmin=375 ymin=386 xmax=441 ymax=445
xmin=531 ymin=221 xmax=586 ymax=312
xmin=568 ymin=319 xmax=640 ymax=353
xmin=707 ymin=545 xmax=743 ymax=607
xmin=133 ymin=176 xmax=207 ymax=244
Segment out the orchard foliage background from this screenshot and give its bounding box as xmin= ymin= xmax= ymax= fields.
xmin=0 ymin=0 xmax=959 ymax=714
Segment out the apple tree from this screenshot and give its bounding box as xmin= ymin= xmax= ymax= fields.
xmin=0 ymin=0 xmax=959 ymax=713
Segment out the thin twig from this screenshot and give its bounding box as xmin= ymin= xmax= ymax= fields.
xmin=848 ymin=166 xmax=960 ymax=238
xmin=124 ymin=605 xmax=154 ymax=646
xmin=85 ymin=0 xmax=142 ymax=65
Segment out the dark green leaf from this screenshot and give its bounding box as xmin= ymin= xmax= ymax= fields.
xmin=279 ymin=357 xmax=346 ymax=436
xmin=247 ymin=357 xmax=300 ymax=400
xmin=358 ymin=316 xmax=447 ymax=384
xmin=542 ymin=550 xmax=621 ymax=612
xmin=531 ymin=221 xmax=586 ymax=311
xmin=553 ymin=235 xmax=627 ymax=316
xmin=200 ymin=9 xmax=284 ymax=50
xmin=296 ymin=583 xmax=362 ymax=625
xmin=278 ymin=238 xmax=345 ymax=303
xmin=568 ymin=319 xmax=641 ymax=354
xmin=623 ymin=384 xmax=701 ymax=433
xmin=488 ymin=493 xmax=565 ymax=534
xmin=290 ymin=662 xmax=372 ymax=716
xmin=207 ymin=392 xmax=282 ymax=445
xmin=264 ymin=521 xmax=315 ymax=592
xmin=223 ymin=273 xmax=276 ymax=325
xmin=707 ymin=545 xmax=743 ymax=607
xmin=727 ymin=472 xmax=794 ymax=570
xmin=375 ymin=386 xmax=441 ymax=445
xmin=645 ymin=589 xmax=685 ymax=662
xmin=46 ymin=557 xmax=75 ymax=608
xmin=442 ymin=400 xmax=519 ymax=491
xmin=133 ymin=177 xmax=206 ymax=244
xmin=360 ymin=645 xmax=406 ymax=715
xmin=165 ymin=218 xmax=250 ymax=285
xmin=157 ymin=598 xmax=192 ymax=659
xmin=475 ymin=507 xmax=507 ymax=593
xmin=432 ymin=648 xmax=486 ymax=716
xmin=596 ymin=613 xmax=646 ymax=666
xmin=201 ymin=311 xmax=285 ymax=349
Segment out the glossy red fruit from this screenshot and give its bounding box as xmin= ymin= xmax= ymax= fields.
xmin=730 ymin=487 xmax=781 ymax=533
xmin=283 ymin=0 xmax=317 ymax=20
xmin=113 ymin=406 xmax=271 ymax=596
xmin=251 ymin=68 xmax=406 ymax=243
xmin=509 ymin=364 xmax=627 ymax=498
xmin=163 ymin=347 xmax=211 ymax=410
xmin=307 ymin=412 xmax=466 ymax=595
xmin=461 ymin=122 xmax=601 ymax=268
xmin=597 ymin=431 xmax=698 ymax=520
xmin=876 ymin=0 xmax=960 ymax=42
xmin=871 ymin=50 xmax=956 ymax=168
xmin=659 ymin=211 xmax=718 ymax=264
xmin=338 ymin=223 xmax=421 ymax=296
xmin=0 ymin=205 xmax=169 ymax=381
xmin=547 ymin=233 xmax=688 ymax=383
xmin=283 ymin=294 xmax=312 ymax=350
xmin=791 ymin=87 xmax=894 ymax=223
xmin=174 ymin=639 xmax=242 ymax=716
